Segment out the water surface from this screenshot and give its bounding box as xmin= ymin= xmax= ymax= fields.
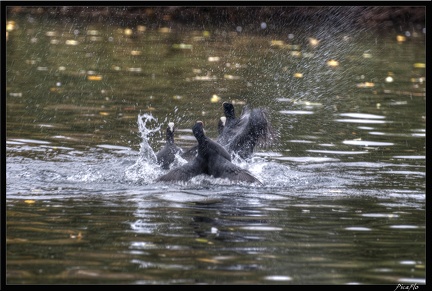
xmin=5 ymin=9 xmax=426 ymax=285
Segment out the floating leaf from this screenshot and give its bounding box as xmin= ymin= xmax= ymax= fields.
xmin=396 ymin=35 xmax=406 ymax=42
xmin=210 ymin=94 xmax=221 ymax=103
xmin=208 ymin=56 xmax=220 ymax=62
xmin=327 ymin=59 xmax=339 ymax=67
xmin=197 ymin=258 xmax=219 ymax=263
xmin=88 ymin=75 xmax=103 ymax=81
xmin=158 ymin=27 xmax=171 ymax=33
xmin=413 ymin=63 xmax=425 ymax=68
xmin=6 ymin=21 xmax=16 ymax=31
xmin=356 ymin=82 xmax=375 ymax=88
xmin=308 ymin=38 xmax=320 ymax=47
xmin=131 ymin=50 xmax=142 ymax=56
xmin=65 ymin=40 xmax=79 ymax=46
xmin=224 ymin=74 xmax=240 ymax=80
xmin=172 ymin=43 xmax=192 ymax=50
xmin=270 ymin=40 xmax=285 ymax=47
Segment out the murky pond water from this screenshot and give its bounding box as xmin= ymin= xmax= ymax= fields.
xmin=5 ymin=8 xmax=425 ymax=285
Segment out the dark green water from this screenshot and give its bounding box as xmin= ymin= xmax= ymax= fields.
xmin=5 ymin=9 xmax=425 ymax=285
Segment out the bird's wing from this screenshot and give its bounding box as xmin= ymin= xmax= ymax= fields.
xmin=156 ymin=157 xmax=204 ymax=182
xmin=207 ymin=139 xmax=232 ymax=161
xmin=208 ymin=157 xmax=261 ymax=184
xmin=180 ymin=144 xmax=198 ymax=161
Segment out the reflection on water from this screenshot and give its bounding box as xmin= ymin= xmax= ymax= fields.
xmin=6 ymin=7 xmax=425 ymax=285
xmin=6 ymin=190 xmax=425 ymax=284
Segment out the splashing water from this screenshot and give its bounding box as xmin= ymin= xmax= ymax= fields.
xmin=62 ymin=111 xmax=345 ymax=189
xmin=122 ymin=113 xmax=318 ymax=187
xmin=136 ymin=113 xmax=160 ymax=163
xmin=124 ymin=113 xmax=163 ymax=183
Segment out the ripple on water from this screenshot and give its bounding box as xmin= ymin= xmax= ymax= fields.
xmin=279 ymin=110 xmax=314 ymax=115
xmin=393 ymin=155 xmax=425 ymax=160
xmin=274 ymin=156 xmax=339 ymax=163
xmin=307 ymin=149 xmax=369 ymax=155
xmin=9 ymin=138 xmax=51 ymax=144
xmin=344 ymin=227 xmax=372 ymax=231
xmin=335 ymin=119 xmax=389 ymax=124
xmin=339 ymin=113 xmax=386 ymax=119
xmin=97 ymin=144 xmax=132 ymax=151
xmin=389 ymin=225 xmax=420 ymax=229
xmin=263 ymin=275 xmax=293 ymax=282
xmin=342 ymin=140 xmax=394 ymax=146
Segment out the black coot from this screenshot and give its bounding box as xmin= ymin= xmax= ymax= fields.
xmin=156 ymin=121 xmax=261 ymax=184
xmin=217 ymin=102 xmax=274 ymax=159
xmin=156 ymin=122 xmax=183 ymax=169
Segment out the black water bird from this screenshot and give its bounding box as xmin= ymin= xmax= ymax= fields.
xmin=156 ymin=121 xmax=261 ymax=184
xmin=156 ymin=122 xmax=183 ymax=169
xmin=217 ymin=102 xmax=274 ymax=160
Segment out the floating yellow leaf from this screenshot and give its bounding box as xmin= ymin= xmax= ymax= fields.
xmin=65 ymin=40 xmax=79 ymax=46
xmin=197 ymin=258 xmax=219 ymax=263
xmin=327 ymin=59 xmax=339 ymax=67
xmin=99 ymin=112 xmax=109 ymax=116
xmin=127 ymin=67 xmax=142 ymax=72
xmin=270 ymin=40 xmax=284 ymax=47
xmin=396 ymin=35 xmax=406 ymax=42
xmin=158 ymin=27 xmax=171 ymax=33
xmin=356 ymin=82 xmax=375 ymax=88
xmin=210 ymin=94 xmax=221 ymax=103
xmin=172 ymin=43 xmax=192 ymax=50
xmin=7 ymin=21 xmax=16 ymax=31
xmin=192 ymin=75 xmax=217 ymax=81
xmin=413 ymin=63 xmax=425 ymax=68
xmin=308 ymin=38 xmax=320 ymax=47
xmin=196 ymin=238 xmax=209 ymax=243
xmin=87 ymin=75 xmax=103 ymax=81
xmin=70 ymin=232 xmax=83 ymax=239
xmin=124 ymin=28 xmax=133 ymax=36
xmin=87 ymin=30 xmax=99 ymax=36
xmin=293 ymin=73 xmax=303 ymax=78
xmin=208 ymin=56 xmax=220 ymax=62
xmin=224 ymin=74 xmax=240 ymax=80
xmin=24 ymin=200 xmax=36 ymax=204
